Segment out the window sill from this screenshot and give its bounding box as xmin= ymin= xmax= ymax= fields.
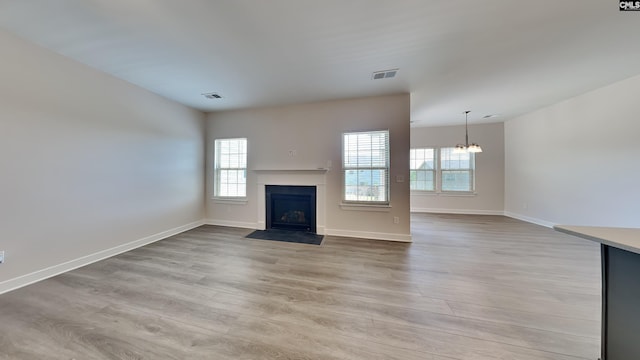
xmin=410 ymin=191 xmax=437 ymax=196
xmin=411 ymin=191 xmax=477 ymax=197
xmin=212 ymin=197 xmax=248 ymax=205
xmin=340 ymin=203 xmax=392 ymax=212
xmin=439 ymin=191 xmax=477 ymax=197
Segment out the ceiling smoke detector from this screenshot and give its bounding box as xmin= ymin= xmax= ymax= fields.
xmin=372 ymin=69 xmax=398 ymax=80
xmin=202 ymin=92 xmax=222 ymax=99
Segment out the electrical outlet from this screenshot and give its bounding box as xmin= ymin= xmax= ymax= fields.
xmin=393 ymin=216 xmax=400 ymax=224
xmin=0 ymin=251 xmax=4 ymax=264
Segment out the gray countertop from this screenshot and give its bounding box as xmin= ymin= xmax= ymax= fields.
xmin=554 ymin=225 xmax=640 ymax=255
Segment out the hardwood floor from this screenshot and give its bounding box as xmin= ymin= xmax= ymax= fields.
xmin=0 ymin=214 xmax=601 ymax=359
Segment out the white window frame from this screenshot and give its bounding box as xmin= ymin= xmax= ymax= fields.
xmin=342 ymin=130 xmax=390 ymax=204
xmin=410 ymin=147 xmax=476 ymax=194
xmin=213 ymin=138 xmax=247 ymax=199
xmin=410 ymin=148 xmax=436 ymax=192
xmin=439 ymin=147 xmax=475 ymax=193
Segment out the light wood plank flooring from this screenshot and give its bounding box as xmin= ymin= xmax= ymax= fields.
xmin=0 ymin=214 xmax=601 ymax=359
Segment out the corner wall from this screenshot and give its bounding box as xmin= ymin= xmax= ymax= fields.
xmin=0 ymin=30 xmax=206 ymax=293
xmin=206 ymin=94 xmax=411 ymax=241
xmin=504 ymin=74 xmax=640 ymax=227
xmin=410 ymin=122 xmax=505 ymax=214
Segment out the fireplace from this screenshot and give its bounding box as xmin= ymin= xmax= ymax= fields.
xmin=265 ymin=185 xmax=316 ymax=233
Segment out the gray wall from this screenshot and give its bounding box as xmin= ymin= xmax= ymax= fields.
xmin=0 ymin=29 xmax=206 ymax=292
xmin=410 ymin=122 xmax=505 ymax=214
xmin=206 ymin=94 xmax=411 ymax=241
xmin=505 ymin=74 xmax=640 ymax=227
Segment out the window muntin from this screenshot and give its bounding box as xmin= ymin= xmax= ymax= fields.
xmin=343 ymin=130 xmax=389 ymax=203
xmin=214 ymin=138 xmax=247 ymax=197
xmin=410 ymin=148 xmax=435 ymax=191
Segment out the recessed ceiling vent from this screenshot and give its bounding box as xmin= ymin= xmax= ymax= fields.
xmin=202 ymin=92 xmax=222 ymax=99
xmin=372 ymin=69 xmax=398 ymax=80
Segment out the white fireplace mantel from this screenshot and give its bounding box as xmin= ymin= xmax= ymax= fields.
xmin=254 ymin=168 xmax=327 ymax=235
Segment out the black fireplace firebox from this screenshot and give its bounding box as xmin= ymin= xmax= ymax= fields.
xmin=265 ymin=185 xmax=316 ymax=233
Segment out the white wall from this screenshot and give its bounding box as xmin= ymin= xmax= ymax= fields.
xmin=206 ymin=94 xmax=411 ymax=241
xmin=410 ymin=122 xmax=505 ymax=214
xmin=505 ymin=74 xmax=640 ymax=227
xmin=0 ymin=30 xmax=206 ymax=292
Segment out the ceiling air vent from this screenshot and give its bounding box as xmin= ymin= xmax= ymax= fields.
xmin=202 ymin=92 xmax=222 ymax=99
xmin=372 ymin=69 xmax=398 ymax=80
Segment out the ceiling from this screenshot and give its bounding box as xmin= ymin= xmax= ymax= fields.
xmin=1 ymin=0 xmax=639 ymax=127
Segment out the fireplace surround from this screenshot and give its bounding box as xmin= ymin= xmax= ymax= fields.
xmin=255 ymin=169 xmax=327 ymax=235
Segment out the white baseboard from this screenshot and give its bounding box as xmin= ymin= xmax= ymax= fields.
xmin=0 ymin=220 xmax=205 ymax=295
xmin=503 ymin=211 xmax=554 ymax=228
xmin=411 ymin=207 xmax=505 ymax=216
xmin=325 ymin=228 xmax=412 ymax=242
xmin=412 ymin=208 xmax=555 ymax=228
xmin=205 ymin=219 xmax=258 ymax=229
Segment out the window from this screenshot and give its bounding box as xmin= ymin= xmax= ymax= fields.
xmin=214 ymin=138 xmax=247 ymax=197
xmin=410 ymin=148 xmax=435 ymax=191
xmin=410 ymin=147 xmax=475 ymax=193
xmin=440 ymin=147 xmax=474 ymax=192
xmin=343 ymin=130 xmax=389 ymax=203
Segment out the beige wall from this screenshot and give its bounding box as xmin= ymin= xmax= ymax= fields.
xmin=206 ymin=94 xmax=411 ymax=241
xmin=505 ymin=74 xmax=640 ymax=227
xmin=410 ymin=122 xmax=505 ymax=214
xmin=0 ymin=30 xmax=205 ymax=293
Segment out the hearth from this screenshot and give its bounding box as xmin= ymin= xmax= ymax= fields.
xmin=265 ymin=185 xmax=316 ymax=233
